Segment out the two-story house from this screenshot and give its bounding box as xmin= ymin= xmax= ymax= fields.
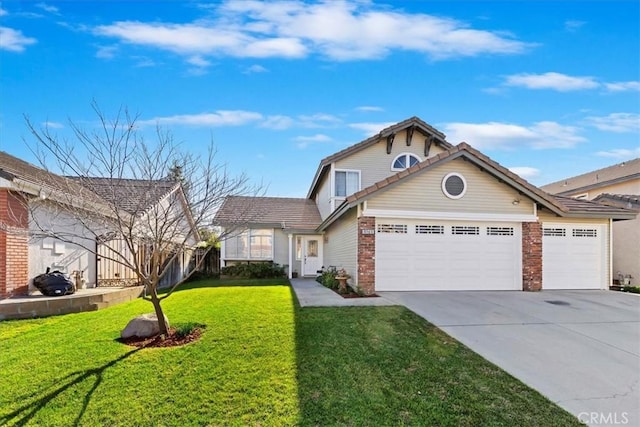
xmin=542 ymin=159 xmax=640 ymax=285
xmin=215 ymin=117 xmax=636 ymax=293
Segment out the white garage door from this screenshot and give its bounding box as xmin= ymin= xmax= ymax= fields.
xmin=542 ymin=223 xmax=606 ymax=290
xmin=375 ymin=219 xmax=522 ymax=291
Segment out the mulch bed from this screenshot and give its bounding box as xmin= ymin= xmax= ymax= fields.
xmin=118 ymin=327 xmax=204 ymax=348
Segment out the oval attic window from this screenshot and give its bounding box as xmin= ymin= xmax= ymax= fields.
xmin=442 ymin=173 xmax=467 ymax=199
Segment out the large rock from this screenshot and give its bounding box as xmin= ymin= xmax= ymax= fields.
xmin=121 ymin=313 xmax=170 ymax=339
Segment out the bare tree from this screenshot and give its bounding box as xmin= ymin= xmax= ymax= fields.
xmin=22 ymin=102 xmax=262 ymax=336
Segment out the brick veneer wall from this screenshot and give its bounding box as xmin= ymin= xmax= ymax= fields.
xmin=0 ymin=189 xmax=29 ymax=298
xmin=357 ymin=216 xmax=376 ymax=295
xmin=522 ymin=221 xmax=542 ymax=291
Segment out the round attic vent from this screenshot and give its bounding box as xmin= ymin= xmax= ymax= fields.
xmin=442 ymin=173 xmax=467 ymax=199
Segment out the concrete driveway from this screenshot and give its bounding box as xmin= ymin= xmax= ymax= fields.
xmin=380 ymin=290 xmax=640 ymax=427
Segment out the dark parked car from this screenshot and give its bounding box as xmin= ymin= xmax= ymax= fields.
xmin=32 ymin=269 xmax=76 ymax=296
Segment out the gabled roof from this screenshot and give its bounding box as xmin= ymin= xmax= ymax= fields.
xmin=541 ymin=158 xmax=640 ymax=195
xmin=1 ymin=151 xmax=188 ymax=220
xmin=307 ymin=116 xmax=453 ymax=199
xmin=593 ymin=193 xmax=640 ymax=209
xmin=0 ymin=151 xmax=105 ymax=206
xmin=71 ymin=177 xmax=178 ymax=215
xmin=215 ymin=196 xmax=322 ymax=231
xmin=318 ymin=143 xmax=637 ymax=230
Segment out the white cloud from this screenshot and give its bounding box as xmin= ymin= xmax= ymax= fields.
xmin=564 ymin=20 xmax=585 ymax=32
xmin=0 ymin=27 xmax=37 ymax=52
xmin=0 ymin=7 xmax=7 ymax=17
xmin=503 ymin=72 xmax=599 ymax=92
xmin=96 ymin=45 xmax=118 ymax=59
xmin=93 ymin=1 xmax=531 ymax=63
xmin=596 ymin=148 xmax=640 ymax=159
xmin=244 ymin=64 xmax=268 ymax=74
xmin=294 ymin=133 xmax=332 ymax=148
xmin=349 ymin=121 xmax=396 ymax=136
xmin=186 ymin=55 xmax=211 ymax=67
xmin=35 ymin=3 xmax=59 ymax=14
xmin=355 ymin=106 xmax=384 ymax=112
xmin=443 ymin=121 xmax=585 ymax=149
xmin=138 ymin=110 xmax=263 ymax=127
xmin=509 ymin=166 xmax=540 ymax=179
xmin=586 ymin=113 xmax=640 ymax=133
xmin=299 ymin=113 xmax=342 ymax=128
xmin=260 ymin=115 xmax=294 ymax=130
xmin=42 ymin=121 xmax=64 ymax=129
xmin=605 ymin=81 xmax=640 ymax=92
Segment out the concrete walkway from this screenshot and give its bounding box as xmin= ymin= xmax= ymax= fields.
xmin=290 ymin=278 xmax=396 ymax=307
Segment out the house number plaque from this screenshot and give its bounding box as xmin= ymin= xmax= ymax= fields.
xmin=361 ymin=229 xmax=375 ymax=234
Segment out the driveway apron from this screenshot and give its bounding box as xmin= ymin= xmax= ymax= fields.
xmin=380 ymin=290 xmax=640 ymax=427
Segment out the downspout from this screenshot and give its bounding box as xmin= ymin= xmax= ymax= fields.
xmin=288 ymin=233 xmax=293 ymax=279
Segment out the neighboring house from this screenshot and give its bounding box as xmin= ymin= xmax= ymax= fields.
xmin=0 ymin=151 xmax=198 ymax=298
xmin=215 ymin=117 xmax=636 ymax=293
xmin=542 ymin=159 xmax=640 ymax=285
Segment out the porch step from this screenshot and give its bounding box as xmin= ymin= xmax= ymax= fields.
xmin=0 ymin=286 xmax=145 ymax=320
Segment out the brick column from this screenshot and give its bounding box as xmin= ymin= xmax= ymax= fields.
xmin=522 ymin=221 xmax=542 ymax=291
xmin=0 ymin=190 xmax=29 ymax=298
xmin=357 ymin=216 xmax=376 ymax=295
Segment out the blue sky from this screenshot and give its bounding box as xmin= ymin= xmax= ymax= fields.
xmin=1 ymin=0 xmax=638 ymax=197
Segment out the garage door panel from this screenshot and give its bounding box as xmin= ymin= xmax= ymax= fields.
xmin=542 ymin=223 xmax=605 ymax=290
xmin=375 ymin=220 xmax=521 ymax=291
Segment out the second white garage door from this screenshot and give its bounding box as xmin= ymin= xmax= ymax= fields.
xmin=542 ymin=223 xmax=607 ymax=290
xmin=375 ymin=219 xmax=522 ymax=291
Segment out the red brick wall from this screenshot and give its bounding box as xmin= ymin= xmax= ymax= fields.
xmin=357 ymin=216 xmax=376 ymax=295
xmin=522 ymin=221 xmax=542 ymax=291
xmin=0 ymin=189 xmax=29 ymax=298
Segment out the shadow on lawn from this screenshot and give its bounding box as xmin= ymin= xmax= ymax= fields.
xmin=0 ymin=347 xmax=142 ymax=426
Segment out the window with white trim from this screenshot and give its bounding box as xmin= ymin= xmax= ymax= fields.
xmin=543 ymin=228 xmax=566 ymax=237
xmin=295 ymin=236 xmax=302 ymax=260
xmin=391 ymin=153 xmax=421 ymax=171
xmin=416 ymin=225 xmax=444 ymax=234
xmin=225 ymin=229 xmax=273 ymax=259
xmin=442 ymin=173 xmax=467 ymax=199
xmin=573 ymin=228 xmax=597 ymax=237
xmin=377 ymin=224 xmax=408 ymax=233
xmin=451 ymin=226 xmax=479 ymax=235
xmin=334 ymin=170 xmax=360 ymax=197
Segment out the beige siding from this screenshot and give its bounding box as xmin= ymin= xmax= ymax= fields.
xmin=367 ymin=158 xmax=533 ymax=215
xmin=273 ymin=229 xmax=290 ymax=267
xmin=538 ymin=213 xmax=611 ymax=286
xmin=316 ymin=171 xmax=333 ymax=220
xmin=336 ymin=129 xmax=448 ymax=189
xmin=563 ymin=180 xmax=640 ymax=199
xmin=612 ymin=217 xmax=640 ymax=284
xmin=323 ymin=208 xmax=358 ymax=285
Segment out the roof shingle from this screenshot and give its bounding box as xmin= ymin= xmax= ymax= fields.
xmin=214 ymin=196 xmax=322 ymax=231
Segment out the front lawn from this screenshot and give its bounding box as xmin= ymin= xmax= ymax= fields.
xmin=0 ymin=279 xmax=581 ymax=426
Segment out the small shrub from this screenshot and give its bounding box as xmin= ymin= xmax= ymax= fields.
xmin=173 ymin=322 xmax=206 ymax=338
xmin=220 ymin=262 xmax=286 ymax=279
xmin=317 ymin=267 xmax=340 ymax=290
xmin=621 ymin=286 xmax=640 ymax=294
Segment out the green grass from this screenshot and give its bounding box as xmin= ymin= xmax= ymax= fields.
xmin=0 ymin=279 xmax=581 ymax=426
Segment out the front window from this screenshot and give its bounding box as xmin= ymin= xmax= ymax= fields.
xmin=225 ymin=229 xmax=273 ymax=259
xmin=392 ymin=153 xmax=421 ymax=171
xmin=296 ymin=236 xmax=302 ymax=260
xmin=335 ymin=170 xmax=360 ymax=197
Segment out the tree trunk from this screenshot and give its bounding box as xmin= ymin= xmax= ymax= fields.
xmin=148 ymin=285 xmax=169 ymax=337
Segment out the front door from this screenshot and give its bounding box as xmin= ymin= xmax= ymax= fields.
xmin=302 ymin=236 xmax=323 ymax=276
